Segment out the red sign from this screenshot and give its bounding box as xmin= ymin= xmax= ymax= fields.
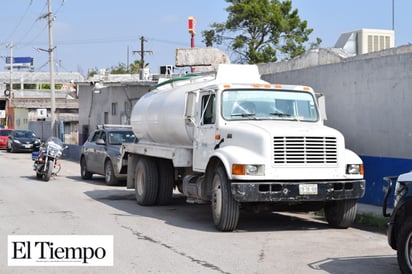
xmin=188 ymin=16 xmax=196 ymax=35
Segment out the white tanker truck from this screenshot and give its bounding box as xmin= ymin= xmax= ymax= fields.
xmin=120 ymin=64 xmax=365 ymax=231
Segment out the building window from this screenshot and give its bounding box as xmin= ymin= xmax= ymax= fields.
xmin=104 ymin=112 xmax=109 ymax=124
xmin=112 ymin=103 xmax=117 ymax=116
xmin=124 ymin=101 xmax=130 ymax=113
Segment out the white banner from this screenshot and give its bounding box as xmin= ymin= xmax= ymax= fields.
xmin=8 ymin=235 xmax=113 ymax=266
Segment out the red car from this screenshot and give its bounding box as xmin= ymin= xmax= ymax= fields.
xmin=0 ymin=129 xmax=13 ymax=149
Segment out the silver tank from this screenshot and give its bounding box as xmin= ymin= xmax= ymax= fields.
xmin=131 ymin=75 xmax=215 ymax=147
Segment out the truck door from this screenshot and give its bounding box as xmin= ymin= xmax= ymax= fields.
xmin=193 ymin=92 xmax=217 ymax=172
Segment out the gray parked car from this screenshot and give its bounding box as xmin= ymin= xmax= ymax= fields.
xmin=80 ymin=125 xmax=136 ymax=185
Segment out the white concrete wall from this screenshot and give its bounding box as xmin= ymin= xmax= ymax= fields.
xmin=259 ymin=45 xmax=412 ymax=159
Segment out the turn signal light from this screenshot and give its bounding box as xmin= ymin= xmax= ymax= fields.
xmin=232 ymin=164 xmax=245 ymax=175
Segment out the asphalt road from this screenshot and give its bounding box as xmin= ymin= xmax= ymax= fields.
xmin=0 ymin=150 xmax=400 ymax=274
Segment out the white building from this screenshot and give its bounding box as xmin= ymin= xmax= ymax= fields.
xmin=335 ymin=28 xmax=395 ymax=56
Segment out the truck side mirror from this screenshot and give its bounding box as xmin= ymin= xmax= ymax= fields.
xmin=316 ymin=94 xmax=327 ymax=121
xmin=96 ymin=138 xmax=106 ymax=145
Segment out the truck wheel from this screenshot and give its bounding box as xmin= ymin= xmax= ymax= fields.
xmin=135 ymin=157 xmax=159 ymax=206
xmin=397 ymin=218 xmax=412 ymax=274
xmin=80 ymin=157 xmax=93 ymax=179
xmin=156 ymin=159 xmax=174 ymax=205
xmin=104 ymin=160 xmax=118 ymax=186
xmin=211 ymin=165 xmax=239 ymax=231
xmin=324 ymin=199 xmax=357 ymax=228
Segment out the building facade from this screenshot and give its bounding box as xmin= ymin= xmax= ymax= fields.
xmin=0 ymin=71 xmax=83 ymax=143
xmin=77 ymin=76 xmax=155 ymax=144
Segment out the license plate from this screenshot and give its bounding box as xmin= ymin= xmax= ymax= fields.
xmin=24 ymin=144 xmax=33 ymax=148
xmin=299 ymin=184 xmax=318 ymax=195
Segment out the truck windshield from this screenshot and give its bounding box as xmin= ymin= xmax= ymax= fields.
xmin=222 ymin=89 xmax=318 ymax=122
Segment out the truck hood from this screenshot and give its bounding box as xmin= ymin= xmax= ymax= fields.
xmin=223 ymin=120 xmax=344 ymax=139
xmin=219 ymin=120 xmax=345 ymax=169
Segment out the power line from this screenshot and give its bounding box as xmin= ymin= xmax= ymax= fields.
xmin=16 ymin=35 xmax=189 ymax=48
xmin=1 ymin=0 xmax=65 ymax=52
xmin=13 ymin=1 xmax=48 ymax=48
xmin=147 ymin=37 xmax=188 ymax=47
xmin=3 ymin=0 xmax=34 ymax=43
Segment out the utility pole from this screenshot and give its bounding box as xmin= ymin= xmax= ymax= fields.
xmin=47 ymin=0 xmax=56 ymax=137
xmin=392 ymin=0 xmax=395 ymax=31
xmin=133 ymin=36 xmax=152 ymax=80
xmin=126 ymin=45 xmax=130 ymax=73
xmin=8 ymin=42 xmax=13 ymax=92
xmin=5 ymin=42 xmax=14 ymax=128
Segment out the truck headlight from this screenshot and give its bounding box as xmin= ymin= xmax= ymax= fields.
xmin=346 ymin=164 xmax=364 ymax=175
xmin=232 ymin=164 xmax=265 ymax=176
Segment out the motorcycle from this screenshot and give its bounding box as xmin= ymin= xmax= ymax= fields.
xmin=32 ymin=136 xmax=68 ymax=181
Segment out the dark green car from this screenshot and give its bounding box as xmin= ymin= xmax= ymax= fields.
xmin=80 ymin=125 xmax=136 ymax=185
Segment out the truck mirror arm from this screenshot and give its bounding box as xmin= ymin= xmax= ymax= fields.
xmin=316 ymin=94 xmax=327 ymax=121
xmin=214 ymin=138 xmax=224 ymax=150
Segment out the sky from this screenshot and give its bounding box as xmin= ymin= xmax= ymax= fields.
xmin=0 ymin=0 xmax=410 ymax=77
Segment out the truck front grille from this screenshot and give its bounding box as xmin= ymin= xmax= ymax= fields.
xmin=273 ymin=136 xmax=337 ymax=164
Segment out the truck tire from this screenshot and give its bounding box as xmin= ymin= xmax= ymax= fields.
xmin=396 ymin=218 xmax=412 ymax=274
xmin=324 ymin=199 xmax=357 ymax=228
xmin=211 ymin=165 xmax=239 ymax=231
xmin=135 ymin=157 xmax=159 ymax=206
xmin=80 ymin=157 xmax=93 ymax=179
xmin=104 ymin=160 xmax=118 ymax=186
xmin=156 ymin=159 xmax=174 ymax=205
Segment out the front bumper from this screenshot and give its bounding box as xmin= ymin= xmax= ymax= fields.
xmin=11 ymin=142 xmax=40 ymax=152
xmin=231 ymin=179 xmax=365 ymax=202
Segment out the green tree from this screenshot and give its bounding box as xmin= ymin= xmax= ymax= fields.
xmin=87 ymin=67 xmax=99 ymax=78
xmin=87 ymin=60 xmax=149 ymax=77
xmin=110 ymin=63 xmax=128 ymax=74
xmin=202 ymin=0 xmax=321 ymax=64
xmin=130 ymin=59 xmax=147 ymax=74
xmin=110 ymin=60 xmax=147 ymax=74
